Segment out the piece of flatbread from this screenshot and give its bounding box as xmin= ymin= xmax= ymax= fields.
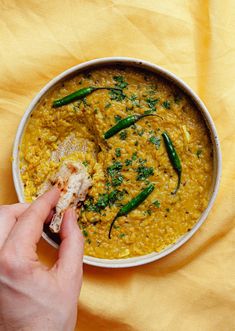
xmin=37 ymin=134 xmax=94 ymax=233
xmin=49 ymin=161 xmax=92 ymax=233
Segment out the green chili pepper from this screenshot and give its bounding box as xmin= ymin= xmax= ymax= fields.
xmin=162 ymin=132 xmax=182 ymax=194
xmin=52 ymin=86 xmax=122 ymax=108
xmin=104 ymin=114 xmax=160 ymax=139
xmin=108 ymin=183 xmax=155 ymax=238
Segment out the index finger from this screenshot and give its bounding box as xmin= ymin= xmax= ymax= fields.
xmin=6 ymin=187 xmax=60 ymax=251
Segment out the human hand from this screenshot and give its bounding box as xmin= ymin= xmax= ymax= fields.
xmin=0 ymin=187 xmax=84 ymax=331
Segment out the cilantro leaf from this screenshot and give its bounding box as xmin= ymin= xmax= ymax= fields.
xmin=113 ymin=76 xmax=128 ymax=89
xmin=136 ymin=166 xmax=154 ymax=181
xmin=149 ymin=135 xmax=161 ymax=149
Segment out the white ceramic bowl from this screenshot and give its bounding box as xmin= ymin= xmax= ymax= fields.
xmin=12 ymin=57 xmax=222 ymax=268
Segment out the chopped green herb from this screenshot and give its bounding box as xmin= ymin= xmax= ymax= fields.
xmin=153 ymin=200 xmax=160 ymax=208
xmin=85 ymin=189 xmax=127 ymax=213
xmin=138 ymin=158 xmax=147 ymax=164
xmin=113 ymin=76 xmax=128 ymax=89
xmin=146 ymin=209 xmax=152 ymax=215
xmin=125 ymin=159 xmax=132 ymax=166
xmin=118 ymin=233 xmax=126 ymax=239
xmin=84 ymin=197 xmax=99 ymax=212
xmin=149 ymin=135 xmax=161 ymax=149
xmin=136 ymin=166 xmax=154 ymax=181
xmin=82 ymin=229 xmax=89 ymax=237
xmin=107 ymin=161 xmax=123 ymax=177
xmin=196 ymin=149 xmax=203 ymax=158
xmin=96 ymin=193 xmax=110 ymax=210
xmin=82 ymin=161 xmax=89 ymax=167
xmin=129 ymin=94 xmax=140 ymax=107
xmin=111 ymin=175 xmax=123 ymax=187
xmin=137 ymin=129 xmax=145 ymax=136
xmin=86 ymin=238 xmax=91 ymax=244
xmin=129 ymin=94 xmax=137 ymax=101
xmin=146 ymin=97 xmax=159 ymax=111
xmin=162 ymin=100 xmax=171 ymax=109
xmin=132 ymin=152 xmax=138 ymax=160
xmin=107 ymin=161 xmax=124 ymax=187
xmin=119 ymin=130 xmax=127 ymax=140
xmin=109 ymin=189 xmax=126 ymax=203
xmin=105 ymin=102 xmax=111 ymax=109
xmin=113 ymin=224 xmax=120 ymax=230
xmin=94 ymin=108 xmax=98 ymax=114
xmin=144 ymin=109 xmax=155 ymax=115
xmin=109 ymin=89 xmax=126 ymax=101
xmin=134 ymin=141 xmax=139 ymax=146
xmin=115 ymin=148 xmax=121 ymax=157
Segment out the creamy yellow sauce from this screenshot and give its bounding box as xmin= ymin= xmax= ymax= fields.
xmin=20 ymin=66 xmax=213 ymax=259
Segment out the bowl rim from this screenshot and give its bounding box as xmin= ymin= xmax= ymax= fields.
xmin=12 ymin=56 xmax=222 ymax=268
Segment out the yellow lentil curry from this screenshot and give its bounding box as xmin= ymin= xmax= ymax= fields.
xmin=20 ymin=66 xmax=213 ymax=259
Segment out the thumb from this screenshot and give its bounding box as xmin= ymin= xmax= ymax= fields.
xmin=55 ymin=208 xmax=84 ymax=281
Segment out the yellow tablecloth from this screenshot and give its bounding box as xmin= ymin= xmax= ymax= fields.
xmin=1 ymin=1 xmax=235 ymax=330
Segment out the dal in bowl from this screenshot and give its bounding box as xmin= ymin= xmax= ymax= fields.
xmin=13 ymin=58 xmax=221 ymax=267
